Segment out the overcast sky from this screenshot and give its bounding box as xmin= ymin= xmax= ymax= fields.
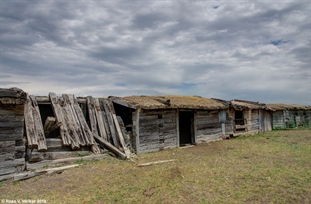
xmin=1 ymin=1 xmax=310 ymax=105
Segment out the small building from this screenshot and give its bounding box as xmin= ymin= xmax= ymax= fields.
xmin=226 ymin=99 xmax=267 ymax=136
xmin=266 ymin=104 xmax=311 ymax=129
xmin=111 ymin=95 xmax=228 ymax=154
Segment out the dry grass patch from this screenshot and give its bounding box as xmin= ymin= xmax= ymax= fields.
xmin=1 ymin=129 xmax=311 ymax=204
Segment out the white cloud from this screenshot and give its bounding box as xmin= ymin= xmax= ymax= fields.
xmin=0 ymin=0 xmax=310 ymax=105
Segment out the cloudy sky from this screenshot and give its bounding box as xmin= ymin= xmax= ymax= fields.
xmin=1 ymin=1 xmax=310 ymax=105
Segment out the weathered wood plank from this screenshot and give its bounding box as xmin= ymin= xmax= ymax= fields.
xmin=30 ymin=95 xmax=47 ymax=151
xmin=138 ymin=159 xmax=177 ymax=167
xmin=0 ymin=158 xmax=25 ymax=169
xmin=0 ymin=167 xmax=15 ymax=176
xmin=102 ymin=100 xmax=119 ymax=148
xmin=108 ymin=99 xmax=131 ymax=158
xmin=63 ymin=94 xmax=86 ymax=146
xmin=70 ymin=96 xmax=94 ymax=146
xmin=94 ymin=98 xmax=108 ymax=141
xmin=60 ymin=96 xmax=82 ymax=149
xmin=0 ymin=153 xmax=15 ymax=162
xmin=50 ymin=92 xmax=71 ymax=146
xmin=87 ymin=96 xmax=99 ymax=138
xmin=93 ymin=135 xmax=127 ymax=160
xmin=43 ymin=116 xmax=56 ymax=136
xmin=14 ymin=164 xmax=79 ymax=181
xmin=99 ymin=99 xmax=112 ymax=142
xmin=24 ymin=94 xmax=38 ymax=148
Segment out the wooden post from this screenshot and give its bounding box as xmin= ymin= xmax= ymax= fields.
xmin=93 ymin=135 xmax=127 ymax=160
xmin=176 ymin=109 xmax=179 ymax=148
xmin=135 ymin=108 xmax=140 ymax=154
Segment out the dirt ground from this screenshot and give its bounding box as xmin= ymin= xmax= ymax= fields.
xmin=1 ymin=129 xmax=311 ymax=204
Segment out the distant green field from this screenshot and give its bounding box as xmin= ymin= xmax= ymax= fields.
xmin=1 ymin=129 xmax=310 ymax=204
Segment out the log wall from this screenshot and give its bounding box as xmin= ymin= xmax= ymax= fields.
xmin=0 ymin=88 xmax=27 ymax=180
xmin=195 ymin=110 xmax=223 ymax=143
xmin=137 ymin=109 xmax=177 ymax=154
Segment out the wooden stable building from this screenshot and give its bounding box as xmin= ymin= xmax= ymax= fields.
xmin=1 ymin=87 xmax=311 ymax=181
xmin=226 ymin=99 xmax=267 ymax=136
xmin=111 ymin=95 xmax=228 ymax=154
xmin=266 ymin=104 xmax=311 ymax=129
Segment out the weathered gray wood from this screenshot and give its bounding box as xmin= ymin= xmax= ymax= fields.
xmin=99 ymin=99 xmax=112 ymax=142
xmin=0 ymin=167 xmax=15 ymax=176
xmin=50 ymin=93 xmax=70 ymax=146
xmin=0 ymin=140 xmax=15 ymax=148
xmin=30 ymin=95 xmax=47 ymax=151
xmin=94 ymin=98 xmax=108 ymax=140
xmin=63 ymin=94 xmax=86 ymax=146
xmin=102 ymin=100 xmax=119 ymax=148
xmin=93 ymin=135 xmax=127 ymax=160
xmin=0 ymin=173 xmax=14 ymax=181
xmin=47 ymin=121 xmax=62 ymax=138
xmin=135 ymin=108 xmax=140 ymax=154
xmin=117 ymin=116 xmax=130 ymax=145
xmin=44 ymin=116 xmax=56 ymax=136
xmin=108 ymin=99 xmax=130 ymax=158
xmin=60 ymin=96 xmax=82 ymax=148
xmin=49 ymin=93 xmax=80 ymax=149
xmin=138 ymin=159 xmax=177 ymax=167
xmin=0 ymin=158 xmax=25 ymax=169
xmin=14 ymin=164 xmax=79 ymax=181
xmin=70 ymin=95 xmax=100 ymax=154
xmin=0 ymin=153 xmax=15 ymax=162
xmin=87 ymin=96 xmax=99 ymax=138
xmin=69 ymin=95 xmax=94 ymax=146
xmin=24 ymin=94 xmax=38 ymax=148
xmin=27 ymin=154 xmax=108 ymax=170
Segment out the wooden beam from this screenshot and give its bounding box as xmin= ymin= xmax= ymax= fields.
xmin=93 ymin=135 xmax=127 ymax=160
xmin=24 ymin=94 xmax=38 ymax=148
xmin=135 ymin=108 xmax=140 ymax=154
xmin=102 ymin=100 xmax=119 ymax=148
xmin=138 ymin=159 xmax=177 ymax=167
xmin=94 ymin=98 xmax=108 ymax=141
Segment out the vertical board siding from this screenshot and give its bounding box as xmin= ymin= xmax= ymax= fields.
xmin=138 ymin=109 xmax=177 ymax=154
xmin=272 ymin=111 xmax=285 ymax=129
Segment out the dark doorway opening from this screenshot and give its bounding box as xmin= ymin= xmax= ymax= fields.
xmin=38 ymin=104 xmax=55 ymax=127
xmin=113 ymin=103 xmax=134 ymax=132
xmin=234 ymin=110 xmax=246 ymax=132
xmin=179 ymin=111 xmax=194 ymax=146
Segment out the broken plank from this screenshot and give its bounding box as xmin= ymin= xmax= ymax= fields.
xmin=14 ymin=164 xmax=79 ymax=181
xmin=93 ymin=135 xmax=126 ymax=160
xmin=24 ymin=94 xmax=38 ymax=148
xmin=28 ymin=97 xmax=47 ymax=151
xmin=102 ymin=100 xmax=119 ymax=148
xmin=87 ymin=96 xmax=99 ymax=138
xmin=94 ymin=98 xmax=108 ymax=141
xmin=63 ymin=94 xmax=86 ymax=146
xmin=138 ymin=159 xmax=177 ymax=167
xmin=49 ymin=92 xmax=71 ymax=146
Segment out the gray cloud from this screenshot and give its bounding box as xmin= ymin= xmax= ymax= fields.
xmin=0 ymin=0 xmax=310 ymax=105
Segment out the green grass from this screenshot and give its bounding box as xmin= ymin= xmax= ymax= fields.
xmin=0 ymin=129 xmax=310 ymax=204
